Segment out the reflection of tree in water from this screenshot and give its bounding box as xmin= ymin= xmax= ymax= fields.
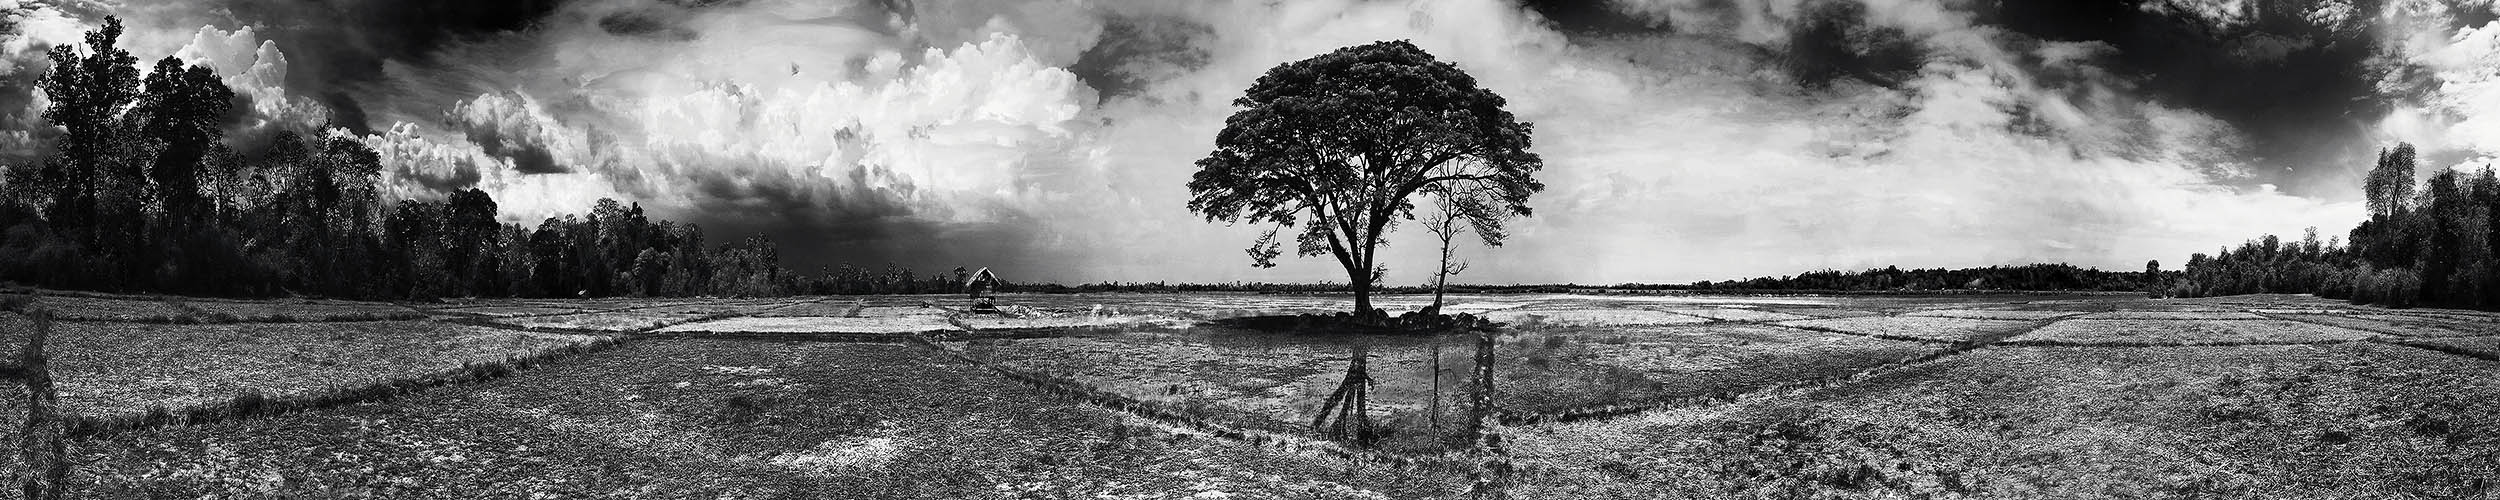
xmin=1306 ymin=328 xmax=1505 ymax=456
xmin=1310 ymin=344 xmax=1379 ymax=447
xmin=1471 ymin=326 xmax=1509 ymax=497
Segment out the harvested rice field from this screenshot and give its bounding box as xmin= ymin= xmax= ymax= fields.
xmin=3 ymin=291 xmax=2496 ymax=498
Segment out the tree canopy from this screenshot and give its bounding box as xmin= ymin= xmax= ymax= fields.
xmin=1187 ymin=40 xmax=1543 ymax=313
xmin=2174 ymin=142 xmax=2500 ymax=310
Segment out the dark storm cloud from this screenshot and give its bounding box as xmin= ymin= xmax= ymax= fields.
xmin=159 ymin=0 xmax=566 ymax=133
xmin=1519 ymin=0 xmax=1669 ymax=34
xmin=1068 ymin=12 xmax=1212 ymax=101
xmin=1563 ymin=0 xmax=2434 ymax=194
xmin=691 ymin=214 xmax=1054 ymax=281
xmin=667 ymin=164 xmax=1061 ymax=276
xmin=1975 ymin=0 xmax=2399 ymax=194
xmin=1783 ymin=0 xmax=1923 ymax=88
xmin=595 ymin=11 xmax=696 ymax=41
xmin=460 ymin=125 xmax=564 ymax=174
xmin=0 ymin=70 xmax=53 ymax=166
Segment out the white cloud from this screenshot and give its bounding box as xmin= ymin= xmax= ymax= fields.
xmin=2409 ymin=20 xmax=2500 ymax=167
xmin=0 ymin=0 xmax=89 ymax=158
xmin=169 ymin=25 xmax=329 ymax=135
xmin=359 ymin=122 xmax=621 ymax=224
xmin=2370 ymin=2 xmax=2500 ymax=171
xmin=0 ymin=0 xmax=87 ymax=75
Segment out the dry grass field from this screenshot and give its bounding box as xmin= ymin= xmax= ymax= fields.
xmin=2 ymin=290 xmax=2495 ymax=498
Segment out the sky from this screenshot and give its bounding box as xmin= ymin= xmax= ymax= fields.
xmin=2 ymin=0 xmax=2498 ymax=285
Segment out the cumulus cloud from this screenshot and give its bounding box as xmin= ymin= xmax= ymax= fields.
xmin=359 ymin=122 xmax=623 ymax=222
xmin=2375 ymin=2 xmax=2500 ymax=171
xmin=447 ymin=90 xmax=585 ymax=175
xmin=169 ymin=25 xmax=331 ymax=138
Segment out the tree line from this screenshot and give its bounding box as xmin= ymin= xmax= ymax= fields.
xmin=1681 ymin=263 xmax=2154 ymax=293
xmin=0 ymin=18 xmax=991 ymax=300
xmin=2173 ymin=143 xmax=2500 ymax=309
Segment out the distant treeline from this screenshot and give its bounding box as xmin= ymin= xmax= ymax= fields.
xmin=2175 ymin=143 xmax=2500 ymax=309
xmin=1025 ymin=263 xmax=2152 ymax=295
xmin=1673 ymin=263 xmax=2151 ymax=293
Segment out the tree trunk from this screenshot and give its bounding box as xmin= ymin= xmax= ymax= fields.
xmin=1432 ymin=263 xmax=1449 ymax=312
xmin=1351 ymin=270 xmax=1374 ymax=316
xmin=1432 ymin=221 xmax=1454 ymax=312
xmin=1353 ymin=212 xmax=1393 ymax=317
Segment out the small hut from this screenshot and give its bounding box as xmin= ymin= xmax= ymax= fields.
xmin=962 ymin=267 xmax=1003 ymax=313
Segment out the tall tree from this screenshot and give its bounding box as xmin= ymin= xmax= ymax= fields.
xmin=1421 ymin=176 xmax=1511 ymax=312
xmin=2144 ymin=259 xmax=2161 ymax=295
xmin=133 ymin=56 xmax=234 ymax=222
xmin=34 ymin=16 xmax=141 ymax=237
xmin=1189 ymin=40 xmax=1543 ymax=314
xmin=443 ymin=188 xmax=500 ymax=296
xmin=2365 ymin=143 xmax=2418 ymax=218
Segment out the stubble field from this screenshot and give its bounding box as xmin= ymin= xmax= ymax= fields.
xmin=2 ymin=290 xmax=2495 ymax=498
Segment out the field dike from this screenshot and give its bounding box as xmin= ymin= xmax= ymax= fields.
xmin=63 ymin=310 xmax=433 ymax=325
xmin=640 ymin=331 xmax=926 ymax=343
xmin=1769 ymin=321 xmax=1970 ymax=345
xmin=47 ymin=299 xmax=431 ymax=325
xmin=2369 ymin=337 xmax=2500 ymax=362
xmin=1496 ymin=317 xmax=2063 ymax=426
xmin=2256 ymin=311 xmax=2500 ymax=362
xmin=62 ymin=332 xmax=630 ymax=438
xmin=424 ymin=296 xmax=824 ymax=320
xmin=456 ymin=310 xmax=747 ymax=336
xmin=2258 ymin=311 xmax=2500 ymax=337
xmin=1993 ymin=338 xmax=2370 ymax=348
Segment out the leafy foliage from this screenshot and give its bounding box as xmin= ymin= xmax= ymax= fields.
xmin=2178 ymin=142 xmax=2500 ymax=310
xmin=1190 ymin=40 xmax=1543 ymax=312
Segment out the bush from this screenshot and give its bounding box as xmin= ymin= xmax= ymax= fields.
xmin=2351 ymin=267 xmax=2422 ymax=308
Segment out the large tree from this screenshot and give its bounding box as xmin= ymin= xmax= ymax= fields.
xmin=134 ymin=56 xmax=235 ymax=223
xmin=2365 ymin=143 xmax=2418 ymax=218
xmin=1188 ymin=40 xmax=1543 ymax=314
xmin=34 ymin=16 xmax=140 ymax=238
